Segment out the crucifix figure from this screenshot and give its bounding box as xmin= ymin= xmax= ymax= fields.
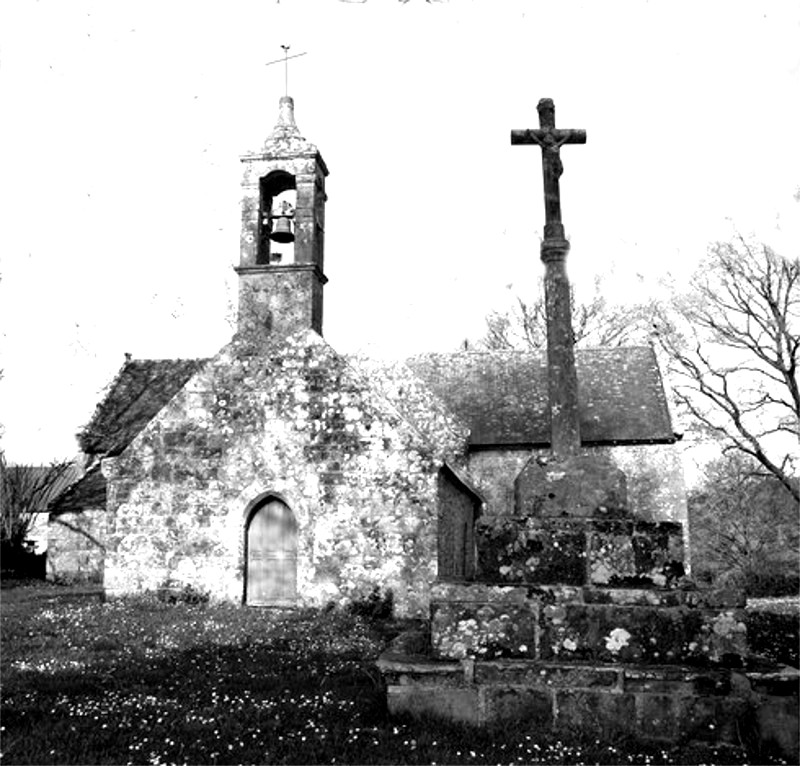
xmin=511 ymin=99 xmax=587 ymax=459
xmin=511 ymin=98 xmax=586 ymax=242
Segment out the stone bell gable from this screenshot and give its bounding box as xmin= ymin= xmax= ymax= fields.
xmin=100 ymin=330 xmax=471 ymax=616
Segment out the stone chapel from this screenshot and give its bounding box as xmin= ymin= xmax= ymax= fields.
xmin=47 ymin=96 xmax=686 ymax=617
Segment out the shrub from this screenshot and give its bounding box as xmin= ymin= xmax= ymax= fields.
xmin=747 ymin=610 xmax=799 ymax=668
xmin=744 ymin=569 xmax=800 ymax=598
xmin=156 ymin=582 xmax=210 ymax=605
xmin=347 ymin=586 xmax=393 ymax=620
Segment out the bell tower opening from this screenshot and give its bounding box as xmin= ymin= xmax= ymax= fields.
xmin=257 ymin=171 xmax=297 ymax=266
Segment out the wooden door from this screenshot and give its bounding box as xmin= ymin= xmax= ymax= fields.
xmin=246 ymin=499 xmax=297 ymax=605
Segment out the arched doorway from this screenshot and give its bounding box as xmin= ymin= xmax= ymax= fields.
xmin=245 ymin=497 xmax=297 ymax=606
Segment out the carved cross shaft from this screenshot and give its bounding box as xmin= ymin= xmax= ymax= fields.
xmin=511 ymin=98 xmax=586 ymax=241
xmin=511 ymin=98 xmax=586 ymax=459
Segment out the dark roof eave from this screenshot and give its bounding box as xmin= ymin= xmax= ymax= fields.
xmin=47 ymin=465 xmax=107 ymax=514
xmin=467 ymin=435 xmax=679 ymax=451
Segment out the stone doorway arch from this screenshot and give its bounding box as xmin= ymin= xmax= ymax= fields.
xmin=245 ymin=496 xmax=297 ymax=606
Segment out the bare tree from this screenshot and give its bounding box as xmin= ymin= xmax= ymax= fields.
xmin=655 ymin=237 xmax=800 ymax=502
xmin=0 ymin=451 xmax=78 ymax=553
xmin=482 ymin=275 xmax=652 ymax=351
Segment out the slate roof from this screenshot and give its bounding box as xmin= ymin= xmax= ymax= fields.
xmin=78 ymin=359 xmax=208 ymax=456
xmin=405 ymin=347 xmax=676 ymax=447
xmin=48 ymin=465 xmax=106 ymax=514
xmin=74 ymin=346 xmax=674 ymax=471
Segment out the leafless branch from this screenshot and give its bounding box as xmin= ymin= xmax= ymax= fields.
xmin=656 ymin=239 xmax=800 ymax=502
xmin=480 ymin=276 xmax=653 ymax=352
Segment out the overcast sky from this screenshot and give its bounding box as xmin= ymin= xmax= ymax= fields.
xmin=1 ymin=0 xmax=798 ymax=465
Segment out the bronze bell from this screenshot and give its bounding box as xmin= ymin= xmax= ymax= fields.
xmin=269 ymin=214 xmax=294 ymax=244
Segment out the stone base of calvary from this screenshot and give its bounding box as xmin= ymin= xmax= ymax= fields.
xmin=377 ymin=99 xmax=798 ymax=758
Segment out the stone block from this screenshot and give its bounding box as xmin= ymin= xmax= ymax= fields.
xmin=754 ymin=695 xmax=800 ymax=763
xmin=540 ymin=604 xmax=749 ymax=666
xmin=636 ymin=694 xmax=683 ymax=741
xmin=554 ymin=689 xmax=636 ymax=734
xmin=681 ymin=695 xmax=749 ymax=744
xmin=430 ymin=581 xmax=533 ymax=604
xmin=386 ymin=685 xmax=481 ymax=724
xmin=476 ymin=517 xmax=585 ymax=585
xmin=623 ymin=667 xmax=697 ymax=696
xmin=583 ymin=587 xmax=685 ymax=607
xmin=746 ymin=668 xmax=800 ymax=697
xmin=685 ymin=588 xmax=747 ymax=609
xmin=431 ymin=601 xmax=537 ymax=660
xmin=588 ymin=520 xmax=685 ymax=587
xmin=475 ymin=516 xmax=685 ymax=588
xmin=514 ymin=453 xmax=628 ymax=518
xmin=379 ymin=662 xmax=464 ymax=688
xmin=483 ymin=685 xmax=553 ymax=724
xmin=476 ymin=661 xmax=619 ymax=689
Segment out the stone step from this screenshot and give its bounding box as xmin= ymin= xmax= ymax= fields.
xmin=430 ymin=581 xmax=745 ymax=609
xmin=378 ymin=650 xmax=799 ymax=755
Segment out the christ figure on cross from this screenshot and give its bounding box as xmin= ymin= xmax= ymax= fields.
xmin=511 ymin=98 xmax=586 ymax=241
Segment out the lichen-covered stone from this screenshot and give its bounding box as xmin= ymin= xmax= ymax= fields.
xmin=540 ymin=604 xmax=749 ymax=666
xmin=476 ymin=517 xmax=585 ymax=585
xmin=588 ymin=520 xmax=685 ymax=587
xmin=514 ymin=453 xmax=629 ymax=517
xmin=475 ymin=516 xmax=685 ymax=588
xmin=103 ymin=330 xmax=467 ymax=617
xmin=431 ymin=601 xmax=537 ymax=660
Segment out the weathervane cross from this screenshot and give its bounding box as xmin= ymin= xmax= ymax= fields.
xmin=511 ymin=99 xmax=586 ymax=241
xmin=265 ymin=45 xmax=308 ymax=97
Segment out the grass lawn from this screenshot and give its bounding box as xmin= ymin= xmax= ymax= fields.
xmin=0 ymin=586 xmax=792 ymax=765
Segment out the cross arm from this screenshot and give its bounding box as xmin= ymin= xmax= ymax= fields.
xmin=510 ymin=129 xmax=587 ymax=146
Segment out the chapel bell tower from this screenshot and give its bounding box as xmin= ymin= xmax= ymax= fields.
xmin=236 ymin=96 xmax=329 ymax=342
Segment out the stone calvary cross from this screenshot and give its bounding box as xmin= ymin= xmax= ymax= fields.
xmin=511 ymin=99 xmax=586 ymax=459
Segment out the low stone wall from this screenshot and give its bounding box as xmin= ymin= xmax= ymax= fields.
xmin=378 ymin=581 xmax=800 ymax=760
xmin=379 ymin=651 xmax=798 ymax=756
xmin=47 ymin=510 xmax=105 ymax=585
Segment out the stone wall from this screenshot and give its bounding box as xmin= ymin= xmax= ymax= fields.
xmin=47 ymin=509 xmax=105 ymax=584
xmin=103 ymin=330 xmax=466 ymax=617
